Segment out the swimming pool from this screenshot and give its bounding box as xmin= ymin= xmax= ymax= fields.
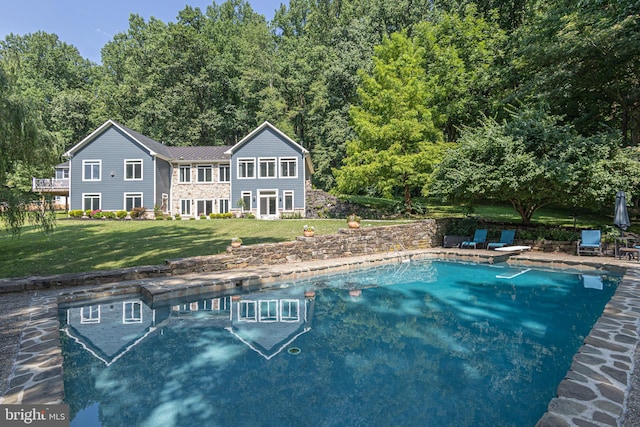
xmin=59 ymin=259 xmax=620 ymax=426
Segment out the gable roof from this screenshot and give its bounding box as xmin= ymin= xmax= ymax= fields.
xmin=63 ymin=119 xmax=173 ymax=160
xmin=225 ymin=121 xmax=309 ymax=155
xmin=167 ymin=145 xmax=231 ymax=162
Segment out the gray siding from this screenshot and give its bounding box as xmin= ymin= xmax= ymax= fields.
xmin=69 ymin=127 xmax=155 ymax=211
xmin=230 ymin=128 xmax=306 ymax=211
xmin=156 ymin=159 xmax=171 ymax=209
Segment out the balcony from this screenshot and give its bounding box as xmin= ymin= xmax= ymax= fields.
xmin=32 ymin=178 xmax=70 ymax=195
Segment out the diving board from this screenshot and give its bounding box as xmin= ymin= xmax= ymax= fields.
xmin=494 ymin=245 xmax=531 ymax=252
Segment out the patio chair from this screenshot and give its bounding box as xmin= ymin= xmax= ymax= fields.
xmin=577 ymin=230 xmax=602 ymax=256
xmin=460 ymin=229 xmax=488 ymax=249
xmin=487 ymin=230 xmax=516 ymax=250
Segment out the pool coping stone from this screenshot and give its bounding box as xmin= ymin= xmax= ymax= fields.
xmin=1 ymin=248 xmax=639 ymax=427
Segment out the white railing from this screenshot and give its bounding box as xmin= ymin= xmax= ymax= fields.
xmin=32 ymin=178 xmax=70 ymax=192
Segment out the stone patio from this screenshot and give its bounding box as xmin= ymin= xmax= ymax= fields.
xmin=1 ymin=249 xmax=639 ymax=426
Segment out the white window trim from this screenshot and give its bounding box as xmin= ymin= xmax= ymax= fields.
xmin=180 ymin=199 xmax=192 ymax=216
xmin=279 ymin=157 xmax=298 ymax=179
xmin=82 ymin=160 xmax=101 ymax=181
xmin=238 ymin=300 xmax=257 ymax=322
xmin=195 ymin=199 xmax=215 ymax=216
xmin=218 ymin=198 xmax=230 ymax=214
xmin=80 ymin=305 xmax=100 ymax=324
xmin=241 ymin=191 xmax=252 ymax=212
xmin=259 ymin=299 xmax=279 ymax=322
xmin=283 ymin=190 xmax=294 ymax=211
xmin=258 ymin=157 xmax=277 ymax=179
xmin=179 ymin=164 xmax=191 ymax=183
xmin=219 ymin=164 xmax=230 ymax=183
xmin=122 ymin=301 xmax=143 ymax=324
xmin=82 ymin=193 xmax=101 ymax=211
xmin=237 ymin=157 xmax=256 ymax=179
xmin=124 ymin=192 xmax=143 ymax=211
xmin=124 ymin=159 xmax=143 ymax=181
xmin=196 ymin=164 xmax=214 ymax=183
xmin=280 ymin=299 xmax=300 ymax=322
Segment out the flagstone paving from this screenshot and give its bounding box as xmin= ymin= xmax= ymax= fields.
xmin=1 ymin=249 xmax=639 ymax=426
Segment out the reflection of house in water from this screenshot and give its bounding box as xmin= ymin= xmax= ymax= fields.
xmin=62 ymin=299 xmax=171 ymax=366
xmin=171 ymin=287 xmax=315 ymax=360
xmin=61 ymin=287 xmax=315 ymax=365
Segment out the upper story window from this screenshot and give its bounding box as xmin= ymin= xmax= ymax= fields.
xmin=197 ymin=165 xmax=213 ymax=183
xmin=83 ymin=160 xmax=101 ymax=181
xmin=123 ymin=301 xmax=143 ymax=324
xmin=219 ymin=164 xmax=230 ymax=182
xmin=55 ymin=168 xmax=69 ymax=180
xmin=238 ymin=158 xmax=255 ymax=179
xmin=80 ymin=305 xmax=100 ymax=324
xmin=124 ymin=159 xmax=143 ymax=180
xmin=258 ymin=158 xmax=276 ymax=178
xmin=280 ymin=158 xmax=298 ymax=178
xmin=179 ymin=165 xmax=191 ymax=183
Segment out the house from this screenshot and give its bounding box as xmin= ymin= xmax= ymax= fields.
xmin=36 ymin=120 xmax=312 ymax=218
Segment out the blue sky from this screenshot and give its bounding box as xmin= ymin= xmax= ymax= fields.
xmin=0 ymin=0 xmax=287 ymax=63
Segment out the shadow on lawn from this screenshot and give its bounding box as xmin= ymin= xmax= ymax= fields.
xmin=0 ymin=221 xmax=284 ymax=278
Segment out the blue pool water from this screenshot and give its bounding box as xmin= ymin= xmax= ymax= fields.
xmin=59 ymin=260 xmax=620 ymax=426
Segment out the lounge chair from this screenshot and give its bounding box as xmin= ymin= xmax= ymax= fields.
xmin=487 ymin=230 xmax=516 ymax=250
xmin=460 ymin=229 xmax=488 ymax=249
xmin=577 ymin=230 xmax=602 ymax=256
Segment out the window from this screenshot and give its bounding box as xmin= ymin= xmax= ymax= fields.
xmin=219 ymin=199 xmax=229 ymax=214
xmin=219 ymin=164 xmax=230 ymax=182
xmin=55 ymin=168 xmax=69 ymax=180
xmin=83 ymin=160 xmax=101 ymax=181
xmin=125 ymin=193 xmax=143 ymax=211
xmin=124 ymin=159 xmax=143 ymax=180
xmin=259 ymin=300 xmax=279 ymax=322
xmin=180 ymin=199 xmax=192 ymax=216
xmin=283 ymin=191 xmax=294 ymax=211
xmin=83 ymin=194 xmax=101 ymax=211
xmin=123 ymin=302 xmax=142 ymax=324
xmin=179 ymin=165 xmax=191 ymax=183
xmin=281 ymin=300 xmax=300 ymax=322
xmin=80 ymin=305 xmax=100 ymax=324
xmin=241 ymin=192 xmax=252 ymax=212
xmin=238 ymin=158 xmax=255 ymax=179
xmin=258 ymin=158 xmax=276 ymax=178
xmin=197 ymin=165 xmax=213 ymax=183
xmin=238 ymin=300 xmax=257 ymax=322
xmin=196 ymin=199 xmax=214 ymax=216
xmin=280 ymin=158 xmax=297 ymax=178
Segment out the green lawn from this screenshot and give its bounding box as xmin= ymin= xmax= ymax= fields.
xmin=0 ymin=203 xmax=621 ymax=279
xmin=0 ymin=218 xmax=401 ymax=279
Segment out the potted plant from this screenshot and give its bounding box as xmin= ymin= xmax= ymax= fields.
xmin=303 ymin=225 xmax=315 ymax=237
xmin=231 ymin=237 xmax=242 ymax=248
xmin=347 ymin=213 xmax=361 ymax=229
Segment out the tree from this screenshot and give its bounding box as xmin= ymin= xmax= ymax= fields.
xmin=0 ymin=68 xmax=59 ymax=234
xmin=430 ymin=105 xmax=640 ymax=223
xmin=512 ymin=0 xmax=640 ymax=144
xmin=335 ymin=32 xmax=448 ymax=213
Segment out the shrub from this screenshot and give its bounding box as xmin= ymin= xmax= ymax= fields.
xmin=130 ymin=207 xmax=146 ymax=219
xmin=116 ymin=210 xmax=128 ymax=219
xmin=199 ymin=215 xmax=207 ymax=220
xmin=174 ymin=213 xmax=182 ymax=220
xmin=68 ymin=210 xmax=84 ymax=218
xmin=209 ymin=212 xmax=233 ymax=219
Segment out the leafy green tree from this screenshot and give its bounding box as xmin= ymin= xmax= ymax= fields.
xmin=0 ymin=68 xmax=59 ymax=234
xmin=430 ymin=105 xmax=640 ymax=223
xmin=335 ymin=32 xmax=448 ymax=212
xmin=512 ymin=0 xmax=640 ymax=144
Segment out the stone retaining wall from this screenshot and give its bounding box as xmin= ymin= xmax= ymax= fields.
xmin=0 ymin=220 xmax=446 ymax=293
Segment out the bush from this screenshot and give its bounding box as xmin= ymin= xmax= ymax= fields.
xmin=174 ymin=213 xmax=182 ymax=220
xmin=116 ymin=210 xmax=128 ymax=219
xmin=209 ymin=212 xmax=233 ymax=219
xmin=130 ymin=207 xmax=146 ymax=219
xmin=68 ymin=210 xmax=84 ymax=218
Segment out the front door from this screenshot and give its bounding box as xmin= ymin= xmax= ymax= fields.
xmin=258 ymin=190 xmax=278 ymax=219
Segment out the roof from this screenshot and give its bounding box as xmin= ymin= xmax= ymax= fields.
xmin=225 ymin=121 xmax=309 ymax=155
xmin=167 ymin=145 xmax=231 ymax=162
xmin=63 ymin=119 xmax=173 ymax=160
